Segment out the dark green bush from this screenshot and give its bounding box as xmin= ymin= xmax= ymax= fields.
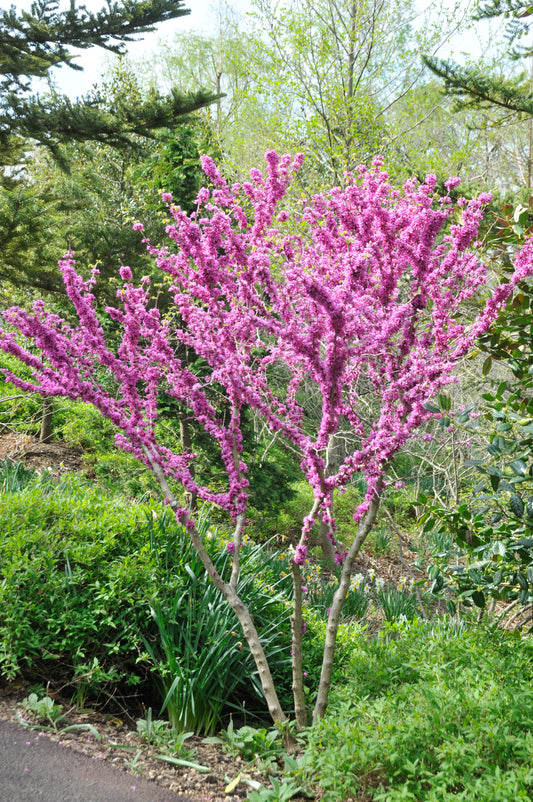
xmin=0 ymin=473 xmax=162 ymax=681
xmin=0 ymin=468 xmax=294 ymax=728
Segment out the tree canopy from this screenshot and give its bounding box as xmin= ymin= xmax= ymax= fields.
xmin=423 ymin=2 xmax=533 ymax=117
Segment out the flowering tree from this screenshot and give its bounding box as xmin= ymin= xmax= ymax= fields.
xmin=1 ymin=151 xmax=533 ymax=728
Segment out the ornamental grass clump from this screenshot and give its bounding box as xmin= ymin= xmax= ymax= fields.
xmin=2 ymin=152 xmax=533 ymax=727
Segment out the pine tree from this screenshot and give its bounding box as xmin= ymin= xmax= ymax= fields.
xmin=423 ymin=2 xmax=533 ymax=115
xmin=0 ymin=0 xmax=219 ymax=298
xmin=0 ymin=0 xmax=217 ymax=165
xmin=0 ymin=3 xmax=220 ymax=443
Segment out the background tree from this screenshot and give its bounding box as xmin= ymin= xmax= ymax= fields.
xmin=0 ymin=0 xmax=219 ymax=299
xmin=423 ymin=1 xmax=533 ymax=118
xmin=0 ymin=0 xmax=216 ymax=161
xmin=413 ymin=2 xmax=533 ymax=618
xmin=423 ymin=0 xmax=533 ymax=198
xmin=18 ymin=60 xmax=218 ymax=301
xmin=246 ymin=0 xmax=467 ymax=186
xmin=387 ymin=80 xmax=533 ymax=193
xmin=139 ymin=0 xmax=474 ymax=187
xmin=137 ymin=8 xmax=276 ymax=177
xmin=0 ymin=2 xmax=222 ymax=442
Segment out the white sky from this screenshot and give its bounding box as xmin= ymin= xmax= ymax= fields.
xmin=7 ymin=0 xmax=251 ymax=97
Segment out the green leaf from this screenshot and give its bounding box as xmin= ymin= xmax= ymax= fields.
xmin=472 ymin=590 xmax=486 ymax=608
xmin=517 ymin=573 xmax=529 ymax=591
xmin=510 ymin=459 xmax=528 ymax=476
xmin=482 ymin=356 xmax=492 ymax=376
xmin=432 ymin=575 xmax=444 ymax=592
xmin=497 ymin=381 xmax=508 ymax=398
xmin=511 ymin=538 xmax=533 ymax=549
xmin=428 ymin=564 xmax=440 ymax=580
xmin=156 ymin=755 xmax=210 ymax=772
xmin=497 ymin=423 xmax=512 ymax=432
xmin=437 ymin=394 xmax=451 ymax=411
xmin=490 ymin=473 xmax=501 ymax=491
xmin=510 ymin=494 xmax=525 ymax=518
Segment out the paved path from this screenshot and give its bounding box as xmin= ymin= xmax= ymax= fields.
xmin=0 ymin=719 xmax=194 ymax=802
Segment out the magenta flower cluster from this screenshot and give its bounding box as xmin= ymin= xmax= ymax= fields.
xmin=1 ymin=151 xmax=532 ymax=563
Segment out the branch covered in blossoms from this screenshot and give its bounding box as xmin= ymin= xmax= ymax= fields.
xmin=1 ymin=151 xmax=532 ymax=726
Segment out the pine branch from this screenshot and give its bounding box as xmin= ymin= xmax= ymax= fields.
xmin=423 ymin=55 xmax=533 ymax=115
xmin=0 ymin=87 xmax=218 ymax=168
xmin=1 ymin=0 xmax=191 ymax=93
xmin=0 ymin=1 xmax=221 ymax=166
xmin=472 ymin=0 xmax=533 ymax=58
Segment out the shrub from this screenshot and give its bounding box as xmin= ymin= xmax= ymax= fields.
xmin=0 ymin=469 xmax=294 ymax=729
xmin=0 ymin=472 xmax=161 ymax=682
xmin=305 ymin=618 xmax=533 ymax=801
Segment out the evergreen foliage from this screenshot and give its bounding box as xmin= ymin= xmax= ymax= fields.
xmin=0 ymin=0 xmax=216 ymax=164
xmin=423 ymin=2 xmax=533 ymax=116
xmin=0 ymin=2 xmax=219 ymax=304
xmin=423 ymin=55 xmax=533 ymax=116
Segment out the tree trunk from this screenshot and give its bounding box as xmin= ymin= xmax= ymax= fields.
xmin=315 ymin=432 xmax=343 ymax=566
xmin=313 ymin=491 xmax=381 ymax=722
xmin=40 ymin=398 xmax=53 ymax=443
xmin=179 ymin=414 xmax=197 ymax=511
xmin=290 ymin=562 xmax=308 ymax=729
xmin=143 ymin=446 xmax=289 ymax=726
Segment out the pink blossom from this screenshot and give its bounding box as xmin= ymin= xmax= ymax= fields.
xmin=444 ymin=176 xmax=461 ymax=190
xmin=1 ymin=150 xmax=532 ymax=579
xmin=293 ymin=544 xmax=308 ymax=565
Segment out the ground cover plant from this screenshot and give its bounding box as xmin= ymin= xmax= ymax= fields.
xmin=2 ymin=151 xmax=533 ymax=729
xmin=305 ymin=617 xmax=533 ymax=801
xmin=4 ymin=457 xmax=533 ymax=800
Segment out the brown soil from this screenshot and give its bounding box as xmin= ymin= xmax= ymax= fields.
xmin=0 ymin=431 xmax=85 ymax=474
